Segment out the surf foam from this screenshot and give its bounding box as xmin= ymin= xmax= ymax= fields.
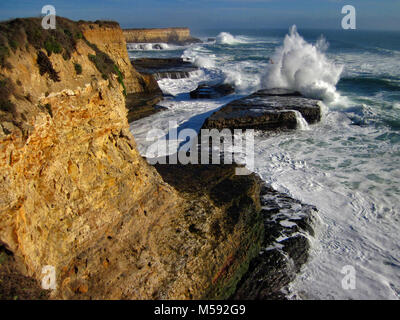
xmin=216 ymin=32 xmax=248 ymax=45
xmin=261 ymin=26 xmax=343 ymax=103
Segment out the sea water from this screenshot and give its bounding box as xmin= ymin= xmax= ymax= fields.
xmin=128 ymin=26 xmax=400 ymax=300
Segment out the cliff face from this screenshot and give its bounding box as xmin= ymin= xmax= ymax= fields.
xmin=0 ymin=18 xmax=262 ymax=299
xmin=80 ymin=22 xmax=160 ymax=94
xmin=123 ymin=27 xmax=199 ymax=44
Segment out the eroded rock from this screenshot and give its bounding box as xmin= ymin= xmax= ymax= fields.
xmin=233 ymin=181 xmax=317 ymax=300
xmin=202 ymin=88 xmax=322 ymax=131
xmin=190 ymin=83 xmax=235 ymax=99
xmin=132 ymin=58 xmax=198 ymax=80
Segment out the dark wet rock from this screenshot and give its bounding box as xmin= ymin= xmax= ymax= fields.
xmin=256 ymin=88 xmax=302 ymax=97
xmin=154 ymin=149 xmax=317 ymax=300
xmin=126 ymin=92 xmax=166 ymax=122
xmin=232 ymin=181 xmax=317 ymax=300
xmin=202 ymin=88 xmax=322 ymax=131
xmin=177 ymin=37 xmax=202 ymax=45
xmin=131 ymin=58 xmax=198 ymax=80
xmin=190 ymin=83 xmax=235 ymax=99
xmin=154 ymin=162 xmax=264 ymax=299
xmin=0 ymin=245 xmax=49 ymax=300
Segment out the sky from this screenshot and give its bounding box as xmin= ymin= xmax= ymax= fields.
xmin=0 ymin=0 xmax=399 ymax=32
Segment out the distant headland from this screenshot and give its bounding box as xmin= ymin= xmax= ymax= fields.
xmin=123 ymin=27 xmax=201 ymax=45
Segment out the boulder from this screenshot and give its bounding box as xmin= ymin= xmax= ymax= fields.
xmin=190 ymin=83 xmax=235 ymax=99
xmin=202 ymin=88 xmax=322 ymax=131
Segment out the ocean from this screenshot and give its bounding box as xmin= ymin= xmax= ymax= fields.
xmin=127 ymin=27 xmax=400 ymax=300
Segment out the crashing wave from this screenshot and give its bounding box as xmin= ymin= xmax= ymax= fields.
xmin=215 ymin=32 xmax=248 ymax=45
xmin=261 ymin=26 xmax=343 ymax=103
xmin=126 ymin=43 xmax=181 ymax=51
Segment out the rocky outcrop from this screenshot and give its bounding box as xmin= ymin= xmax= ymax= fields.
xmin=126 ymin=92 xmax=165 ymax=122
xmin=123 ymin=27 xmax=200 ymax=45
xmin=80 ymin=22 xmax=161 ymax=94
xmin=190 ymin=83 xmax=235 ymax=99
xmin=0 ymin=17 xmax=264 ymax=300
xmin=233 ymin=181 xmax=317 ymax=299
xmin=132 ymin=58 xmax=198 ymax=80
xmin=202 ymin=88 xmax=322 ymax=131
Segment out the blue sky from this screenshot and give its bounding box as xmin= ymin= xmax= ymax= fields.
xmin=0 ymin=0 xmax=399 ymax=31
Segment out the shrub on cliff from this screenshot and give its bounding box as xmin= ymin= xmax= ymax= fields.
xmin=114 ymin=64 xmax=127 ymax=96
xmin=0 ymin=17 xmax=84 ymax=66
xmin=37 ymin=51 xmax=60 ymax=82
xmin=0 ymin=77 xmax=15 ymax=113
xmin=87 ymin=41 xmax=127 ymax=95
xmin=0 ymin=16 xmax=126 ymax=94
xmin=44 ymin=37 xmax=62 ymax=56
xmin=74 ymin=63 xmax=82 ymax=75
xmin=0 ymin=44 xmax=10 ymax=68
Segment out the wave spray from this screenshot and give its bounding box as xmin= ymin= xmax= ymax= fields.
xmin=262 ymin=26 xmax=343 ymax=103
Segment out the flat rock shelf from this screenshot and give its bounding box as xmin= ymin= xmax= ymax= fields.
xmin=190 ymin=83 xmax=235 ymax=99
xmin=131 ymin=58 xmax=199 ymax=80
xmin=202 ymin=88 xmax=322 ymax=131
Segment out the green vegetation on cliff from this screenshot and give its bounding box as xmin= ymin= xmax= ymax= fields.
xmin=0 ymin=17 xmax=127 ymax=108
xmin=86 ymin=40 xmax=127 ymax=95
xmin=0 ymin=17 xmax=84 ymax=67
xmin=0 ymin=78 xmax=14 ymax=113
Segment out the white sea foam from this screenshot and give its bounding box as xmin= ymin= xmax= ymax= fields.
xmin=182 ymin=45 xmax=266 ymax=94
xmin=193 ymin=55 xmax=215 ymax=68
xmin=293 ymin=110 xmax=310 ymax=131
xmin=126 ymin=42 xmax=184 ymax=51
xmin=252 ymin=116 xmax=400 ymax=300
xmin=129 ymin=29 xmax=400 ymax=300
xmin=215 ymin=32 xmax=248 ymax=45
xmin=261 ymin=26 xmax=343 ymax=103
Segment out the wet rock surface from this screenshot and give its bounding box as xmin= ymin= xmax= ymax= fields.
xmin=154 ymin=162 xmax=264 ymax=299
xmin=190 ymin=83 xmax=235 ymax=99
xmin=126 ymin=92 xmax=166 ymax=122
xmin=132 ymin=58 xmax=198 ymax=80
xmin=154 ymin=147 xmax=317 ymax=300
xmin=232 ymin=181 xmax=317 ymax=300
xmin=202 ymin=88 xmax=322 ymax=131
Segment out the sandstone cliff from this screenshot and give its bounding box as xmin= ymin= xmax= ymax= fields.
xmin=80 ymin=22 xmax=160 ymax=94
xmin=0 ymin=18 xmax=262 ymax=299
xmin=123 ymin=27 xmax=200 ymax=45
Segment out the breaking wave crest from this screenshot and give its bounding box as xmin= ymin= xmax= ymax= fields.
xmin=215 ymin=32 xmax=248 ymax=45
xmin=261 ymin=26 xmax=343 ymax=103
